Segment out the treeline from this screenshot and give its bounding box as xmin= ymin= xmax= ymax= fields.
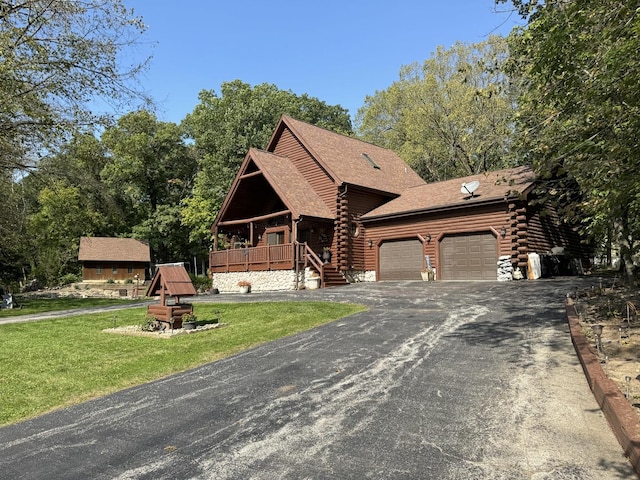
xmin=2 ymin=0 xmax=640 ymax=288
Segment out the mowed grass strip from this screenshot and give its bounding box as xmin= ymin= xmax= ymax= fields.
xmin=0 ymin=301 xmax=365 ymax=426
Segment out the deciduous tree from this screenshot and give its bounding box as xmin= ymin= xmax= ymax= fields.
xmin=101 ymin=110 xmax=198 ymax=264
xmin=356 ymin=36 xmax=518 ymax=182
xmin=0 ymin=0 xmax=150 ymax=174
xmin=504 ymin=0 xmax=640 ymax=278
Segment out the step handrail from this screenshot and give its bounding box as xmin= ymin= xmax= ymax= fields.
xmin=297 ymin=242 xmax=324 ymax=288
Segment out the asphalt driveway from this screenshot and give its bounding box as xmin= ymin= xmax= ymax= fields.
xmin=0 ymin=279 xmax=634 ymax=479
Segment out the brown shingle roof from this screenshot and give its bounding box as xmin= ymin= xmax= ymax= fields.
xmin=78 ymin=237 xmax=151 ymax=262
xmin=250 ymin=149 xmax=333 ymax=219
xmin=362 ymin=166 xmax=536 ymax=220
xmin=272 ymin=116 xmax=426 ymax=194
xmin=146 ymin=263 xmax=197 ymax=297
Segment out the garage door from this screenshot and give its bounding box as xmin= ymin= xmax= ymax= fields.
xmin=379 ymin=239 xmax=423 ymax=280
xmin=440 ymin=232 xmax=497 ymax=280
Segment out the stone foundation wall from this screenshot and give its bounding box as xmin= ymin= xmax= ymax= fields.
xmin=212 ymin=270 xmax=305 ymax=293
xmin=211 ymin=268 xmax=375 ymax=293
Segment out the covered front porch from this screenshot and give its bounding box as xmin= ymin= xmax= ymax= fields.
xmin=208 ymin=148 xmax=349 ymax=289
xmin=210 ymin=207 xmax=348 ymax=288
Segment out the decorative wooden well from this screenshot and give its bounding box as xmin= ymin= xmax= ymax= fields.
xmin=145 ymin=263 xmax=197 ymax=329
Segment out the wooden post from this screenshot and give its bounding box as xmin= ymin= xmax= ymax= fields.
xmin=160 ymin=283 xmax=166 ymax=306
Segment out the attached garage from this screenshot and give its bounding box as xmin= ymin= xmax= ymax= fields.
xmin=440 ymin=232 xmax=497 ymax=280
xmin=379 ymin=238 xmax=423 ymax=280
xmin=362 ymin=166 xmax=587 ymax=283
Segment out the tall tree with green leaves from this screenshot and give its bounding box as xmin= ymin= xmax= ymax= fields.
xmin=504 ymin=0 xmax=640 ymax=278
xmin=0 ymin=0 xmax=150 ymax=174
xmin=19 ymin=132 xmax=118 ymax=285
xmin=0 ymin=174 xmax=29 ymax=287
xmin=356 ymin=36 xmax=518 ymax=182
xmin=33 ymin=132 xmax=124 ymax=232
xmin=101 ymin=110 xmax=198 ymax=264
xmin=27 ymin=182 xmax=104 ymax=285
xmin=181 ymin=80 xmax=353 ymax=245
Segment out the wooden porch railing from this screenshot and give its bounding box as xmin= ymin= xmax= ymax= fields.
xmin=299 ymin=242 xmax=324 ymax=288
xmin=209 ymin=242 xmax=329 ymax=288
xmin=209 ymin=243 xmax=296 ymax=273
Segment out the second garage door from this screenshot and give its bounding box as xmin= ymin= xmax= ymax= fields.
xmin=440 ymin=232 xmax=497 ymax=280
xmin=379 ymin=239 xmax=423 ymax=280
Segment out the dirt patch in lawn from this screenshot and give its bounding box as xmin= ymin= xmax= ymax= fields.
xmin=574 ymin=282 xmax=640 ymax=418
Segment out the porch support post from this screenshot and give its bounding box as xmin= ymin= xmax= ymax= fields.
xmin=293 ymin=216 xmax=302 ymax=289
xmin=249 ymin=222 xmax=254 ymax=246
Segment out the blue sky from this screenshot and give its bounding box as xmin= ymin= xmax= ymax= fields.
xmin=128 ymin=1 xmax=522 ymax=125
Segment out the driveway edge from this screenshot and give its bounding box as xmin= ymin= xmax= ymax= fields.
xmin=566 ymin=300 xmax=640 ymax=478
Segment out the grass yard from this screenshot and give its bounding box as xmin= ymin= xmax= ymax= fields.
xmin=0 ymin=296 xmax=142 ymax=317
xmin=0 ymin=301 xmax=364 ymax=426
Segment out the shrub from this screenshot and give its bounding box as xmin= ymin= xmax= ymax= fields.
xmin=189 ymin=274 xmax=211 ymax=292
xmin=141 ymin=314 xmax=159 ymax=332
xmin=58 ymin=273 xmax=79 ymax=286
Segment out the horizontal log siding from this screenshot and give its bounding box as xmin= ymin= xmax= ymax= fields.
xmin=271 ymin=128 xmax=337 ymax=209
xmin=347 ymin=187 xmax=390 ymax=270
xmin=526 ymin=203 xmax=589 ymax=258
xmin=364 ymin=205 xmax=512 ymax=276
xmin=81 ymin=262 xmax=147 ymax=282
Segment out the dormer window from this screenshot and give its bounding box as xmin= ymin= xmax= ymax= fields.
xmin=361 ymin=153 xmax=381 ymax=169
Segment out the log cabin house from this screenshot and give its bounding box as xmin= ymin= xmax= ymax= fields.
xmin=78 ymin=237 xmax=150 ymax=282
xmin=209 ymin=115 xmax=586 ymax=291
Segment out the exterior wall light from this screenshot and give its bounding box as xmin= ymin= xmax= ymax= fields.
xmin=367 ymin=239 xmax=373 ymax=248
xmin=500 ymin=227 xmax=507 ymax=238
xmin=426 ymin=233 xmax=431 ymax=243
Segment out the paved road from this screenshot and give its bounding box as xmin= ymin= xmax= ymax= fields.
xmin=0 ymin=279 xmax=634 ymax=479
xmin=0 ymin=301 xmax=153 ymax=325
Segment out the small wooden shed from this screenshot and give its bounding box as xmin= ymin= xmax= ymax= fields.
xmin=78 ymin=236 xmax=150 ymax=282
xmin=145 ymin=263 xmax=197 ymax=328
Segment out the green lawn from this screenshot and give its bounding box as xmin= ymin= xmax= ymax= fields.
xmin=0 ymin=296 xmax=142 ymax=317
xmin=0 ymin=301 xmax=365 ymax=426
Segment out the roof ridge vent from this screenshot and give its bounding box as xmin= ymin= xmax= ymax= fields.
xmin=361 ymin=152 xmax=381 ymax=169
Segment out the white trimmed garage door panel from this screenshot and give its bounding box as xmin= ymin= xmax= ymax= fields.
xmin=379 ymin=239 xmax=423 ymax=281
xmin=440 ymin=233 xmax=497 ymax=280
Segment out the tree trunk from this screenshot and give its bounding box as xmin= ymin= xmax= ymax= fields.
xmin=619 ymin=206 xmax=636 ymax=284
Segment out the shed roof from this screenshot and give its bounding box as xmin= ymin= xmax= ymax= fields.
xmin=362 ymin=166 xmax=536 ymax=221
xmin=146 ymin=263 xmax=197 ymax=298
xmin=269 ymin=116 xmax=426 ymax=194
xmin=78 ymin=237 xmax=151 ymax=262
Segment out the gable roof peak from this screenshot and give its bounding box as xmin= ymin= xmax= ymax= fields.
xmin=269 ymin=115 xmax=426 ymax=194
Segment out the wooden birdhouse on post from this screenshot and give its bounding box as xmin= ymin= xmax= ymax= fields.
xmin=145 ymin=263 xmax=197 ymax=329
